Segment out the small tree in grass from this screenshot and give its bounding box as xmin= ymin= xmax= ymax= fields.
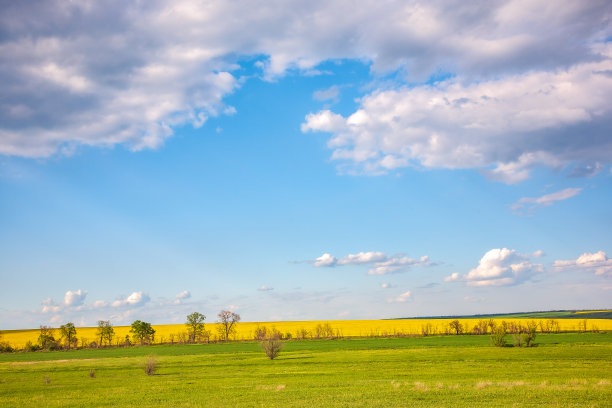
xmin=144 ymin=355 xmax=157 ymax=375
xmin=490 ymin=326 xmax=507 ymax=347
xmin=261 ymin=337 xmax=284 ymax=360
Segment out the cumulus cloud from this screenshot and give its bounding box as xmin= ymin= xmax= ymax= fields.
xmin=1 ymin=1 xmax=610 ymax=158
xmin=303 ymin=52 xmax=612 ymax=181
xmin=111 ymin=291 xmax=150 ymax=307
xmin=312 ymin=251 xmax=431 ymax=274
xmin=446 ymin=248 xmax=542 ymax=286
xmin=314 ymin=253 xmax=337 ymax=267
xmin=64 ymin=289 xmax=87 ymax=306
xmin=553 ymin=251 xmax=612 ymax=276
xmin=510 ymin=187 xmax=582 ymax=215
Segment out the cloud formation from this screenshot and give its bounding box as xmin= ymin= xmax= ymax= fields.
xmin=64 ymin=289 xmax=88 ymax=306
xmin=446 ymin=248 xmax=542 ymax=286
xmin=111 ymin=291 xmax=150 ymax=307
xmin=1 ymin=1 xmax=610 ymax=160
xmin=303 ymin=52 xmax=612 ymax=181
xmin=510 ymin=187 xmax=582 ymax=215
xmin=553 ymin=251 xmax=612 ymax=276
xmin=313 ymin=251 xmax=431 ymax=274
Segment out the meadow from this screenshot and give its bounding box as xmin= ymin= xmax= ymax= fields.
xmin=0 ymin=333 xmax=610 ymax=407
xmin=2 ymin=316 xmax=612 ymax=349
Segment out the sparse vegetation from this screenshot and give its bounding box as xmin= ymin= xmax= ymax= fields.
xmin=261 ymin=336 xmax=284 ymax=359
xmin=144 ymin=355 xmax=157 ymax=375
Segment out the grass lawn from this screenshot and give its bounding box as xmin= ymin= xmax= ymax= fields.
xmin=0 ymin=333 xmax=610 ymax=407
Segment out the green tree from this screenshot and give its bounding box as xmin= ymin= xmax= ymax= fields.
xmin=185 ymin=312 xmax=206 ymax=343
xmin=96 ymin=320 xmax=115 ymax=347
xmin=130 ymin=320 xmax=156 ymax=345
xmin=217 ymin=310 xmax=240 ymax=341
xmin=37 ymin=325 xmax=56 ymax=349
xmin=59 ymin=323 xmax=77 ymax=349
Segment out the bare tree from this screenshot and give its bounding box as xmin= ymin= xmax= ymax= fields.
xmin=185 ymin=312 xmax=206 ymax=343
xmin=217 ymin=310 xmax=240 ymax=341
xmin=448 ymin=320 xmax=463 ymax=335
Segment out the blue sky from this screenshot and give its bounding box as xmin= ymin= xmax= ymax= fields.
xmin=1 ymin=1 xmax=611 ymax=329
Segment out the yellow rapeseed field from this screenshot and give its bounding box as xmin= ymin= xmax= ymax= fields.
xmin=1 ymin=318 xmax=611 ymax=349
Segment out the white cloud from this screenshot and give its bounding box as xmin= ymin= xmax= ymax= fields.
xmin=446 ymin=248 xmax=542 ymax=286
xmin=314 ymin=253 xmax=337 ymax=267
xmin=64 ymin=289 xmax=87 ymax=306
xmin=389 ymin=291 xmax=412 ymax=303
xmin=176 ymin=290 xmax=191 ymax=300
xmin=381 ymin=283 xmax=395 ymax=289
xmin=41 ymin=298 xmax=61 ymax=314
xmin=1 ymin=1 xmax=609 ymax=158
xmin=303 ymin=53 xmax=612 ymax=182
xmin=312 ymin=251 xmax=431 ymax=274
xmin=510 ymin=187 xmax=582 ymax=215
xmin=553 ymin=251 xmax=612 ymax=276
xmin=93 ymin=300 xmax=109 ymax=309
xmin=258 ymin=286 xmax=274 ymax=291
xmin=111 ymin=291 xmax=150 ymax=307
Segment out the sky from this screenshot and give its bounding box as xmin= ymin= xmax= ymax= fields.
xmin=1 ymin=0 xmax=611 ymax=330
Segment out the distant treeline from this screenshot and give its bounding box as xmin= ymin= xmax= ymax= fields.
xmin=391 ymin=310 xmax=612 ymax=320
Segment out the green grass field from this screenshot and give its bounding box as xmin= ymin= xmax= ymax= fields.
xmin=1 ymin=333 xmax=611 ymax=407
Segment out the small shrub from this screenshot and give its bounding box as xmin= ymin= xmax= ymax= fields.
xmin=144 ymin=355 xmax=157 ymax=375
xmin=520 ymin=327 xmax=537 ymax=347
xmin=261 ymin=338 xmax=284 ymax=360
xmin=44 ymin=375 xmax=51 ymax=384
xmin=89 ymin=369 xmax=96 ymax=378
xmin=513 ymin=332 xmax=523 ymax=347
xmin=24 ymin=341 xmax=39 ymax=352
xmin=490 ymin=327 xmax=507 ymax=347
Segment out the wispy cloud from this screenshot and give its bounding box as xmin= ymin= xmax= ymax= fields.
xmin=510 ymin=188 xmax=582 ymax=215
xmin=311 ymin=251 xmax=432 ymax=275
xmin=258 ymin=286 xmax=274 ymax=292
xmin=389 ymin=291 xmax=412 ymax=303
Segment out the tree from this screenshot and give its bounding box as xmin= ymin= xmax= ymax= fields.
xmin=130 ymin=320 xmax=156 ymax=345
xmin=448 ymin=320 xmax=463 ymax=335
xmin=217 ymin=310 xmax=240 ymax=341
xmin=96 ymin=320 xmax=115 ymax=347
xmin=185 ymin=312 xmax=206 ymax=343
xmin=59 ymin=323 xmax=77 ymax=349
xmin=37 ymin=325 xmax=56 ymax=350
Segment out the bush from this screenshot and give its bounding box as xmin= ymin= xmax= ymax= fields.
xmin=89 ymin=369 xmax=96 ymax=378
xmin=24 ymin=341 xmax=39 ymax=352
xmin=144 ymin=355 xmax=157 ymax=375
xmin=0 ymin=342 xmax=14 ymax=353
xmin=261 ymin=338 xmax=284 ymax=360
xmin=490 ymin=327 xmax=507 ymax=347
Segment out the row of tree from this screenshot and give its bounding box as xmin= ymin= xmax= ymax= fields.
xmin=24 ymin=310 xmax=240 ymax=351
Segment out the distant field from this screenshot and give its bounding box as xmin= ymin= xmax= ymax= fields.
xmin=0 ymin=333 xmax=610 ymax=407
xmin=2 ymin=317 xmax=612 ymax=349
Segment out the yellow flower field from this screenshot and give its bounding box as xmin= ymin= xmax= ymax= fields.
xmin=1 ymin=318 xmax=611 ymax=349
